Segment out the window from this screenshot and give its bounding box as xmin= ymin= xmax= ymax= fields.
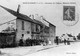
xmin=36 ymin=25 xmax=39 ymax=32
xmin=21 ymin=34 xmax=24 ymax=38
xmin=22 ymin=21 xmax=24 ymax=30
xmin=27 ymin=31 xmax=30 ymax=34
xmin=22 ymin=34 xmax=24 ymax=36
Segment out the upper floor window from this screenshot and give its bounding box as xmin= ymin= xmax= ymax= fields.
xmin=27 ymin=31 xmax=30 ymax=34
xmin=22 ymin=21 xmax=24 ymax=30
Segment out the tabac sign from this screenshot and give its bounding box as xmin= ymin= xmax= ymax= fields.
xmin=62 ymin=6 xmax=79 ymax=26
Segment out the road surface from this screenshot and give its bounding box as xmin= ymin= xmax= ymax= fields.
xmin=26 ymin=42 xmax=80 ymax=56
xmin=0 ymin=42 xmax=80 ymax=56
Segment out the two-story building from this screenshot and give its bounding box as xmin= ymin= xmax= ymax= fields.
xmin=0 ymin=5 xmax=56 ymax=45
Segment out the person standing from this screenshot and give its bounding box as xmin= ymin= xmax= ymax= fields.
xmin=64 ymin=39 xmax=67 ymax=45
xmin=67 ymin=38 xmax=70 ymax=45
xmin=56 ymin=36 xmax=59 ymax=45
xmin=19 ymin=34 xmax=24 ymax=46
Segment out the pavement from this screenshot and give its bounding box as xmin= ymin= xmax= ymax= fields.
xmin=0 ymin=41 xmax=78 ymax=56
xmin=25 ymin=41 xmax=80 ymax=56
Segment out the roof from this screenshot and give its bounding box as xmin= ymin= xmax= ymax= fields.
xmin=62 ymin=33 xmax=74 ymax=38
xmin=42 ymin=18 xmax=56 ymax=27
xmin=33 ymin=19 xmax=44 ymax=26
xmin=0 ymin=5 xmax=44 ymax=26
xmin=67 ymin=34 xmax=74 ymax=37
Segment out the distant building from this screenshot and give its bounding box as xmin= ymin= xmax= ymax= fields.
xmin=0 ymin=5 xmax=56 ymax=45
xmin=61 ymin=33 xmax=75 ymax=41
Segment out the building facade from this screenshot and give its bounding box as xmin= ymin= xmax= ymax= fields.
xmin=16 ymin=19 xmax=32 ymax=43
xmin=0 ymin=5 xmax=56 ymax=45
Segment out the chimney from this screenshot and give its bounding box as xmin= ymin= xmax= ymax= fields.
xmin=29 ymin=14 xmax=31 ymax=18
xmin=35 ymin=14 xmax=39 ymax=20
xmin=35 ymin=14 xmax=42 ymax=21
xmin=29 ymin=14 xmax=34 ymax=19
xmin=32 ymin=15 xmax=34 ymax=19
xmin=40 ymin=16 xmax=44 ymax=23
xmin=17 ymin=4 xmax=20 ymax=13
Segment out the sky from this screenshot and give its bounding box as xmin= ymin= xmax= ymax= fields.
xmin=0 ymin=0 xmax=80 ymax=36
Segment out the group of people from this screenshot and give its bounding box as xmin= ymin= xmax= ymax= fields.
xmin=55 ymin=36 xmax=70 ymax=45
xmin=19 ymin=35 xmax=71 ymax=46
xmin=19 ymin=38 xmax=45 ymax=46
xmin=63 ymin=38 xmax=70 ymax=45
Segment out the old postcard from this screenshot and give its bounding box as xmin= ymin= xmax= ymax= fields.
xmin=0 ymin=0 xmax=80 ymax=56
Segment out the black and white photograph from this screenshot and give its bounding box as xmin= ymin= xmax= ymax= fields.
xmin=0 ymin=0 xmax=80 ymax=56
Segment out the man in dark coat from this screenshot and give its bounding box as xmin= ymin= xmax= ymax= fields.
xmin=64 ymin=39 xmax=67 ymax=45
xmin=67 ymin=38 xmax=70 ymax=45
xmin=56 ymin=36 xmax=59 ymax=45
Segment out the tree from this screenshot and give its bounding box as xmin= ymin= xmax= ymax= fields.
xmin=77 ymin=33 xmax=80 ymax=40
